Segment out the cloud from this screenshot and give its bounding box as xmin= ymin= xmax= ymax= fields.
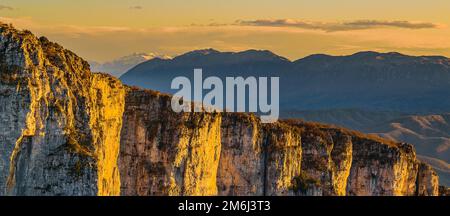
xmin=2 ymin=16 xmax=449 ymax=61
xmin=345 ymin=20 xmax=439 ymax=29
xmin=236 ymin=19 xmax=441 ymax=32
xmin=0 ymin=5 xmax=13 ymax=10
xmin=129 ymin=6 xmax=143 ymax=10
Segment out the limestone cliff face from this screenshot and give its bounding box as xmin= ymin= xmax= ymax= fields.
xmin=0 ymin=23 xmax=440 ymax=196
xmin=295 ymin=125 xmax=353 ymax=196
xmin=217 ymin=114 xmax=264 ymax=195
xmin=119 ymin=90 xmax=439 ymax=196
xmin=0 ymin=23 xmax=123 ymax=195
xmin=346 ymin=139 xmax=418 ymax=195
xmin=115 ymin=88 xmax=439 ymax=196
xmin=416 ymin=162 xmax=439 ymax=196
xmin=119 ymin=89 xmax=221 ymax=195
xmin=89 ymin=74 xmax=125 ymax=195
xmin=217 ymin=114 xmax=302 ymax=196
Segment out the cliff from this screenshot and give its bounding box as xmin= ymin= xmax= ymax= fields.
xmin=0 ymin=23 xmax=124 ymax=195
xmin=119 ymin=88 xmax=222 ymax=195
xmin=118 ymin=90 xmax=438 ymax=196
xmin=0 ymin=23 xmax=440 ymax=196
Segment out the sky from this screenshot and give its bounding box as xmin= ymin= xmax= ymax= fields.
xmin=1 ymin=0 xmax=450 ymax=62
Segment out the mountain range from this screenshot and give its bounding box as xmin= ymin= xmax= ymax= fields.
xmin=89 ymin=52 xmax=171 ymax=77
xmin=120 ymin=49 xmax=450 ymax=186
xmin=2 ymin=23 xmax=443 ymax=195
xmin=121 ymin=49 xmax=450 ymax=113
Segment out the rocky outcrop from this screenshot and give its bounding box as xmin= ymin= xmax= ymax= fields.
xmin=439 ymin=186 xmax=449 ymax=196
xmin=0 ymin=23 xmax=124 ymax=195
xmin=216 ymin=115 xmax=302 ymax=196
xmin=346 ymin=140 xmax=418 ymax=195
xmin=416 ymin=162 xmax=439 ymax=196
xmin=217 ymin=114 xmax=265 ymax=195
xmin=119 ymin=88 xmax=221 ymax=195
xmin=0 ymin=23 xmax=440 ymax=196
xmin=118 ymin=88 xmax=439 ymax=196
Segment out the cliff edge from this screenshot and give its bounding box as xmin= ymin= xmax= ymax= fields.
xmin=0 ymin=23 xmax=440 ymax=196
xmin=0 ymin=23 xmax=124 ymax=195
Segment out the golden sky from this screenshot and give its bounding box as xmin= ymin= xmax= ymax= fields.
xmin=1 ymin=0 xmax=450 ymax=62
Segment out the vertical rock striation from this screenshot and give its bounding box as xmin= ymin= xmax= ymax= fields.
xmin=293 ymin=124 xmax=353 ymax=196
xmin=217 ymin=114 xmax=264 ymax=195
xmin=119 ymin=89 xmax=221 ymax=195
xmin=0 ymin=23 xmax=440 ymax=196
xmin=416 ymin=162 xmax=439 ymax=196
xmin=119 ymin=91 xmax=440 ymax=196
xmin=262 ymin=121 xmax=303 ymax=195
xmin=0 ymin=23 xmax=124 ymax=195
xmin=346 ymin=139 xmax=418 ymax=195
xmin=89 ymin=74 xmax=125 ymax=195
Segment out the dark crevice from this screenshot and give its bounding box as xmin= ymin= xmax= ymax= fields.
xmin=262 ymin=132 xmax=269 ymax=196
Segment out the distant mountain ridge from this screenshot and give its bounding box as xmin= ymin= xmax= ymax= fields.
xmin=129 ymin=49 xmax=289 ymax=71
xmin=369 ymin=114 xmax=450 ymax=162
xmin=121 ymin=48 xmax=450 ymax=113
xmin=90 ymin=52 xmax=171 ymax=77
xmin=120 ymin=49 xmax=450 ymax=186
xmin=1 ymin=23 xmax=441 ymax=195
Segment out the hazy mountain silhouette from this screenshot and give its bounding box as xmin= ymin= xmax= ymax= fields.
xmin=120 ymin=49 xmax=290 ymax=94
xmin=121 ymin=49 xmax=450 ymax=113
xmin=90 ymin=52 xmax=171 ymax=77
xmin=368 ymin=114 xmax=450 ymax=161
xmin=120 ymin=49 xmax=450 ymax=185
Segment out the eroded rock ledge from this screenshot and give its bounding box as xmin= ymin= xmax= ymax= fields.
xmin=0 ymin=23 xmax=440 ymax=196
xmin=119 ymin=88 xmax=439 ymax=196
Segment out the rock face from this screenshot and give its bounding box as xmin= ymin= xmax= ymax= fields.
xmin=217 ymin=114 xmax=303 ymax=196
xmin=416 ymin=162 xmax=439 ymax=196
xmin=439 ymin=186 xmax=449 ymax=196
xmin=118 ymin=88 xmax=438 ymax=196
xmin=0 ymin=23 xmax=441 ymax=196
xmin=119 ymin=88 xmax=221 ymax=195
xmin=0 ymin=23 xmax=124 ymax=195
xmin=346 ymin=140 xmax=417 ymax=195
